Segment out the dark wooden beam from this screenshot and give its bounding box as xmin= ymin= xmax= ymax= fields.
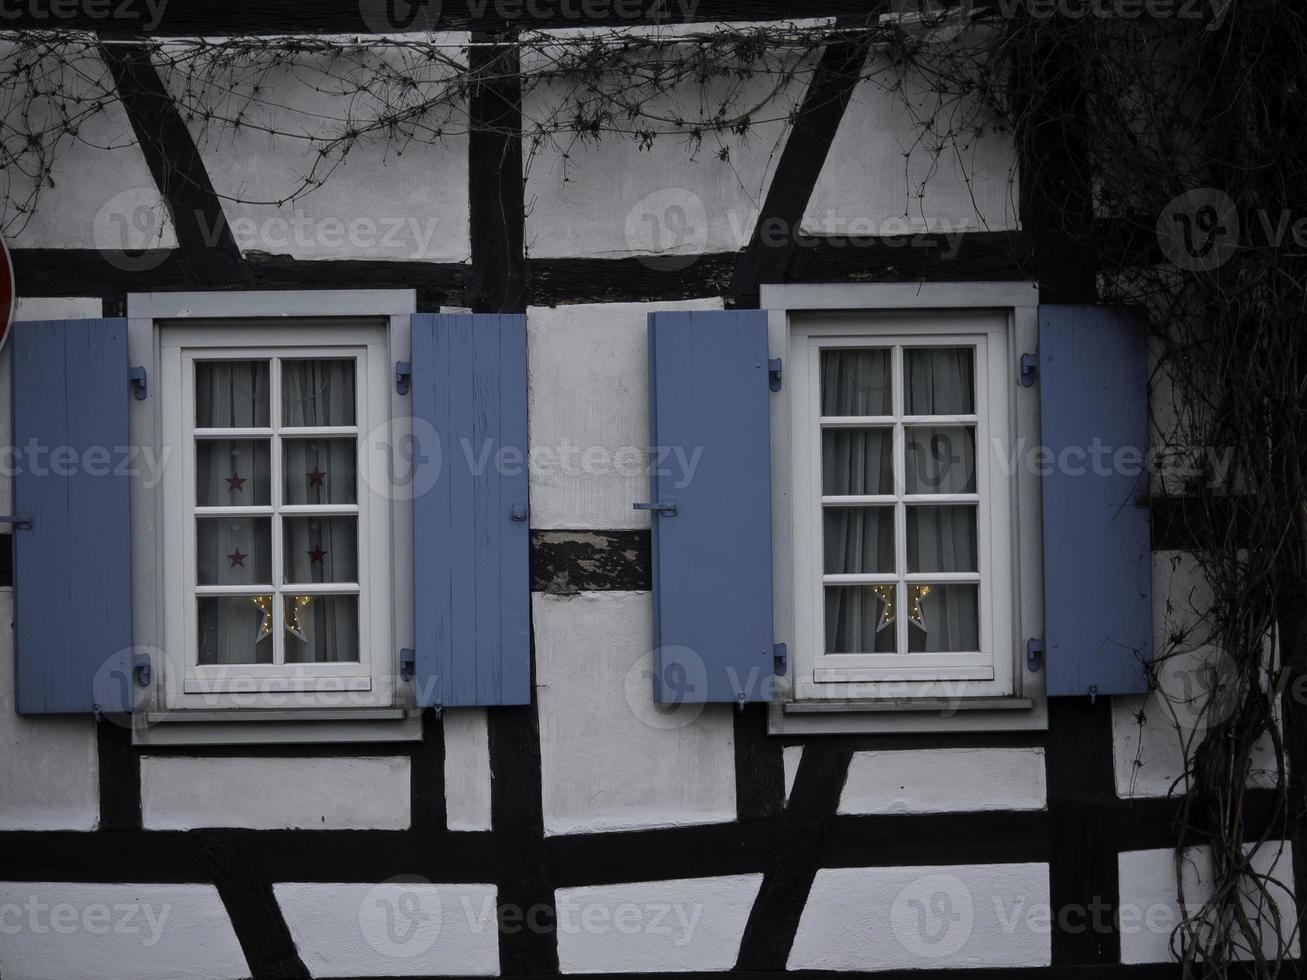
xmin=197 ymin=832 xmax=310 ymax=979
xmin=529 ymin=529 xmax=650 ymax=593
xmin=468 ymin=32 xmax=528 ymax=313
xmin=95 ymin=720 xmax=141 ymax=830
xmin=734 ymin=744 xmax=852 ymax=970
xmin=1046 ymin=699 xmax=1120 ymax=966
xmin=100 ymin=42 xmax=250 ymax=289
xmin=1014 ymin=22 xmax=1096 ymax=303
xmin=730 ymin=19 xmax=877 ymax=308
xmin=11 ymin=233 xmax=1026 ymax=308
xmin=12 ymin=249 xmax=464 ymax=311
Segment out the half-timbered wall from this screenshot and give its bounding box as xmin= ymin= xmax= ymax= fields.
xmin=0 ymin=13 xmax=1291 ymax=980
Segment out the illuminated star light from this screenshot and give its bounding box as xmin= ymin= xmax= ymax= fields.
xmin=285 ymin=595 xmax=313 ymax=643
xmin=226 ymin=472 xmax=246 ymax=493
xmin=250 ymin=595 xmax=273 ymax=643
xmin=227 ymin=547 xmax=247 ymax=568
xmin=870 ymin=585 xmax=933 ymax=633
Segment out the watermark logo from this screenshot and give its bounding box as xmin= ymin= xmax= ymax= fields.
xmin=359 ymin=876 xmax=443 ymax=959
xmin=93 ymin=188 xmax=173 ymax=272
xmin=1152 ymin=644 xmax=1240 ymax=734
xmin=890 ymin=874 xmax=974 ymax=959
xmin=1156 ymin=188 xmax=1239 ymax=272
xmin=359 ymin=0 xmax=442 ymax=31
xmin=624 ymin=188 xmax=709 ymax=271
xmin=361 ymin=416 xmax=442 ymax=502
xmin=623 ymin=646 xmax=707 ymax=730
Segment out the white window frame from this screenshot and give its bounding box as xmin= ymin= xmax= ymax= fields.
xmin=763 ymin=282 xmax=1047 ymax=735
xmin=127 ymin=290 xmax=421 ymax=745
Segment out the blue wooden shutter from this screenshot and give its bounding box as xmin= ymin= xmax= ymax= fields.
xmin=645 ymin=309 xmax=775 ymax=704
xmin=13 ymin=319 xmax=134 ymax=714
xmin=1039 ymin=305 xmax=1152 ymax=696
xmin=410 ymin=313 xmax=531 ymax=707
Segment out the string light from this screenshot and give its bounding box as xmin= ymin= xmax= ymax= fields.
xmin=285 ymin=595 xmax=313 ymax=643
xmin=250 ymin=595 xmax=273 ymax=643
xmin=871 ymin=584 xmax=932 ymax=633
xmin=909 ymin=585 xmax=931 ymax=632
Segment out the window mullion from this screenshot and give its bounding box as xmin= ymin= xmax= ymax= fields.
xmin=892 ymin=344 xmax=907 ymax=657
xmin=270 ymin=355 xmax=284 ymax=666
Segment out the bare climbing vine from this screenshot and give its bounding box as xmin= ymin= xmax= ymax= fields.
xmin=1 ymin=7 xmax=1304 ymax=974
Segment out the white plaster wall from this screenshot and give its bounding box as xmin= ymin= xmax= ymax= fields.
xmin=1112 ymin=551 xmax=1278 ymax=799
xmin=0 ymin=882 xmax=246 ymax=980
xmin=782 ymin=744 xmax=801 ymax=801
xmin=522 ymin=27 xmax=814 ymax=260
xmin=553 ymin=874 xmax=762 ymax=974
xmin=0 ymin=49 xmax=176 ymax=252
xmin=444 ymin=707 xmax=493 ymax=831
xmin=154 ymin=38 xmax=470 ymax=263
xmin=0 ymin=298 xmax=104 ymax=830
xmin=1118 ymin=843 xmax=1298 ymax=964
xmin=788 ymin=863 xmax=1051 ymax=971
xmin=140 ymin=756 xmax=410 ymax=830
xmin=838 ymin=747 xmax=1046 ymax=815
xmin=534 ymin=591 xmax=737 ymax=835
xmin=802 ymin=66 xmax=1019 ymax=236
xmin=274 ymin=881 xmax=499 ymax=977
xmin=14 ymin=298 xmax=105 ymax=322
xmin=526 ymin=298 xmax=723 ymax=530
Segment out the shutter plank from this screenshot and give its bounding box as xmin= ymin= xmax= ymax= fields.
xmin=13 ymin=319 xmax=133 ymax=713
xmin=412 ymin=313 xmax=530 ymax=707
xmin=647 ymin=309 xmax=775 ymax=703
xmin=1039 ymin=305 xmax=1152 ymax=696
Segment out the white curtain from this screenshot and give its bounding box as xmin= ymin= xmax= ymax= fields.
xmin=822 ymin=348 xmax=980 ymax=654
xmin=194 ymin=359 xmax=359 ymax=665
xmin=195 ymin=361 xmax=273 ymax=665
xmin=281 ymin=359 xmax=359 ymax=664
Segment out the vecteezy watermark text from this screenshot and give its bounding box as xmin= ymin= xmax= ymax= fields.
xmin=0 ymin=897 xmax=171 ymax=946
xmin=0 ymin=0 xmax=167 ymax=29
xmin=0 ymin=441 xmax=170 ymax=488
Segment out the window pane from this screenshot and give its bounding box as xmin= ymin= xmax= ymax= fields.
xmin=284 ymin=594 xmax=359 ymax=663
xmin=907 ymin=584 xmax=980 ymax=652
xmin=283 ymin=516 xmax=358 ymax=584
xmin=821 ymin=349 xmax=891 ymax=416
xmin=283 ymin=438 xmax=358 ymax=505
xmin=196 ymin=361 xmax=269 ymax=428
xmin=905 ymin=348 xmax=974 ymax=415
xmin=282 ymin=359 xmax=356 ymax=427
xmin=907 ymin=506 xmax=978 ymax=572
xmin=197 ymin=517 xmax=272 ymax=585
xmin=198 ymin=595 xmax=274 ymax=665
xmin=822 ymin=428 xmax=893 ymax=495
xmin=823 ymin=507 xmax=895 ymax=574
xmin=824 ymin=585 xmax=897 ymax=653
xmin=196 ymin=439 xmax=271 ymax=506
xmin=905 ymin=426 xmax=976 ymax=494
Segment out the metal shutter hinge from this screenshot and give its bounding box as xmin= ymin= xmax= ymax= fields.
xmin=511 ymin=502 xmax=529 ymax=521
xmin=633 ymin=498 xmax=677 ymax=516
xmin=0 ymin=515 xmax=32 ymax=530
xmin=400 ymin=647 xmax=416 ymax=682
xmin=129 ymin=366 xmax=148 ymax=400
xmin=1026 ymin=637 xmax=1044 ymax=672
xmin=768 ymin=358 xmax=783 ymax=391
xmin=1019 ymin=353 xmax=1038 ymax=387
xmin=133 ymin=652 xmax=152 ymax=688
xmin=395 ymin=361 xmax=412 ymax=395
xmin=773 ymin=642 xmax=788 ymax=675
